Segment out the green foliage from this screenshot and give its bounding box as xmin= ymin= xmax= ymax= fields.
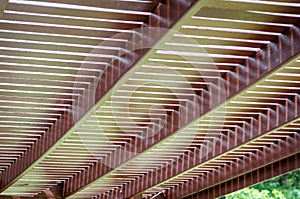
xmin=219 ymin=169 xmax=300 ymax=199
xmin=225 ymin=187 xmax=276 ymax=199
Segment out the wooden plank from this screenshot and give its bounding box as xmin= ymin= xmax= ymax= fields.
xmin=0 ymin=40 xmax=118 ymax=55
xmin=207 ymin=0 xmax=300 ymax=13
xmin=19 ymin=0 xmax=157 ymax=12
xmin=0 ymin=23 xmax=132 ymax=39
xmin=180 ymin=28 xmax=277 ymax=42
xmin=195 ymin=7 xmax=298 ymax=25
xmin=0 ymin=31 xmax=126 ymax=48
xmin=5 ymin=3 xmax=147 ymax=23
xmin=0 ymin=50 xmax=112 ymax=65
xmin=2 ymin=12 xmax=140 ymax=30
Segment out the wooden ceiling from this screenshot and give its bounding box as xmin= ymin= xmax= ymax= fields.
xmin=0 ymin=0 xmax=299 ymax=198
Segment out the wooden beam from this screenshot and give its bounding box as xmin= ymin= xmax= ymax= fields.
xmin=183 ymin=152 xmax=300 ymax=199
xmin=0 ymin=0 xmax=198 ymax=195
xmin=112 ymin=21 xmax=300 ymax=198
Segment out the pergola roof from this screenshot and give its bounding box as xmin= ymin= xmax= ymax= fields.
xmin=0 ymin=0 xmax=299 ymax=198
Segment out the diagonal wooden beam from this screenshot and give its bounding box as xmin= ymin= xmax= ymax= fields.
xmin=183 ymin=152 xmax=300 ymax=199
xmin=169 ymin=118 xmax=300 ymax=198
xmin=109 ymin=21 xmax=300 ymax=198
xmin=110 ymin=92 xmax=300 ymax=198
xmin=64 ymin=14 xmax=300 ymax=199
xmin=0 ymin=0 xmax=198 ymax=194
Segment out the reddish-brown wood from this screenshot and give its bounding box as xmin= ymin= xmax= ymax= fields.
xmin=0 ymin=0 xmax=198 ymax=195
xmin=108 ymin=21 xmax=300 ymax=199
xmin=183 ymin=153 xmax=300 ymax=199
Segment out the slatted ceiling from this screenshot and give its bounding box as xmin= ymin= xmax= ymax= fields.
xmin=0 ymin=0 xmax=299 ymax=198
xmin=178 ymin=3 xmax=300 ymax=48
xmin=68 ymin=119 xmax=224 ymax=197
xmin=0 ymin=0 xmax=150 ymax=55
xmin=143 ymin=131 xmax=298 ymax=198
xmin=140 ymin=57 xmax=300 ymax=198
xmin=0 ymin=0 xmax=156 ymax=189
xmin=151 ymin=8 xmax=288 ymax=69
xmin=79 ymin=25 xmax=299 ymax=199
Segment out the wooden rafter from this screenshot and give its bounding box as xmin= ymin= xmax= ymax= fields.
xmin=0 ymin=0 xmax=299 ymax=198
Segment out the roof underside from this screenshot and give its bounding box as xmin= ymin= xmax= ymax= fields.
xmin=0 ymin=0 xmax=299 ymax=198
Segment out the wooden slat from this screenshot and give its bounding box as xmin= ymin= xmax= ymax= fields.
xmin=2 ymin=12 xmax=140 ymax=30
xmin=6 ymin=3 xmax=149 ymax=22
xmin=0 ymin=22 xmax=132 ymax=39
xmin=0 ymin=0 xmax=198 ymax=197
xmin=20 ymin=0 xmax=157 ymax=12
xmin=208 ymin=0 xmax=300 ymax=13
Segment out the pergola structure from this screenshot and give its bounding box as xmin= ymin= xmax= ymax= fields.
xmin=0 ymin=0 xmax=299 ymax=198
